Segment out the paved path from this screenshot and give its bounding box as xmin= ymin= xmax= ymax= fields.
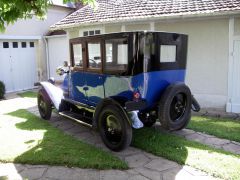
xmin=173 ymin=128 xmax=240 ymax=154
xmin=1 ymin=94 xmax=239 ymax=180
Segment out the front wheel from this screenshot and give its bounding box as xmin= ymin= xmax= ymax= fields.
xmin=37 ymin=89 xmax=52 ymax=120
xmin=98 ymin=104 xmax=132 ymax=151
xmin=158 ymin=83 xmax=192 ymax=131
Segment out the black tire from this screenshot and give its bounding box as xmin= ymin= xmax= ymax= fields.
xmin=37 ymin=89 xmax=52 ymax=120
xmin=138 ymin=112 xmax=157 ymax=127
xmin=98 ymin=104 xmax=132 ymax=151
xmin=158 ymin=83 xmax=191 ymax=131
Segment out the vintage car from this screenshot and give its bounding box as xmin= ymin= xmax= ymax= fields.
xmin=37 ymin=31 xmax=200 ymax=151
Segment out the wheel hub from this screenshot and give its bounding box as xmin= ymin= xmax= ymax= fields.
xmin=170 ymin=93 xmax=187 ymax=121
xmin=175 ymin=101 xmax=184 ymax=113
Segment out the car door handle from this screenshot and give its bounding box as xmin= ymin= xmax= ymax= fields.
xmin=83 ymin=87 xmax=89 ymax=91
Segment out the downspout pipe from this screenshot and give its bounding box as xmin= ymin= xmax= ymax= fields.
xmin=43 ymin=37 xmax=50 ymax=80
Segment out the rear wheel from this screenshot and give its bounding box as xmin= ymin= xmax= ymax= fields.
xmin=98 ymin=104 xmax=132 ymax=151
xmin=37 ymin=89 xmax=52 ymax=120
xmin=158 ymin=83 xmax=191 ymax=131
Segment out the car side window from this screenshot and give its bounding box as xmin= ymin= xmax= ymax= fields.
xmin=72 ymin=43 xmax=83 ymax=67
xmin=105 ymin=38 xmax=128 ymax=72
xmin=87 ymin=42 xmax=101 ymax=69
xmin=160 ymin=45 xmax=177 ymax=63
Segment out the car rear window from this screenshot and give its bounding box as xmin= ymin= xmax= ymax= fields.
xmin=105 ymin=38 xmax=128 ymax=73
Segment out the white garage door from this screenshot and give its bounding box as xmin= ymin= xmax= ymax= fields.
xmin=0 ymin=40 xmax=36 ymax=92
xmin=48 ymin=35 xmax=68 ymax=81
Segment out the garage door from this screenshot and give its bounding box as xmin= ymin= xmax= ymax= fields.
xmin=0 ymin=40 xmax=36 ymax=92
xmin=48 ymin=35 xmax=68 ymax=81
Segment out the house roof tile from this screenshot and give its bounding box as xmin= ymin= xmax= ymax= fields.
xmin=51 ymin=0 xmax=240 ymax=29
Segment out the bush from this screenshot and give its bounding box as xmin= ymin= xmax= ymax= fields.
xmin=0 ymin=81 xmax=5 ymax=99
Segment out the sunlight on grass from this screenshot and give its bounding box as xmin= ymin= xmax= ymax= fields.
xmin=133 ymin=128 xmax=240 ymax=180
xmin=17 ymin=91 xmax=37 ymax=98
xmin=188 ymin=116 xmax=240 ymax=142
xmin=0 ymin=109 xmax=127 ymax=169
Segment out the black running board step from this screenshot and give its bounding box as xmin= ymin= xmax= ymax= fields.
xmin=59 ymin=111 xmax=93 ymax=128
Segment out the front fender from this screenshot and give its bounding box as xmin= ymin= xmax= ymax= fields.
xmin=39 ymin=82 xmax=63 ymax=110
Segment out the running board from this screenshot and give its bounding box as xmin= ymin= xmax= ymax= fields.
xmin=59 ymin=111 xmax=93 ymax=128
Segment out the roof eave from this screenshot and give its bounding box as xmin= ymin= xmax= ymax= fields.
xmin=50 ymin=10 xmax=240 ymax=31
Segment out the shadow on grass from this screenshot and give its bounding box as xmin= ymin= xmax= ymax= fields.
xmin=132 ymin=125 xmax=240 ymax=180
xmin=6 ymin=109 xmax=127 ymax=169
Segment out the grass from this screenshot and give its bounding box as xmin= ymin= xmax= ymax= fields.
xmin=0 ymin=109 xmax=127 ymax=169
xmin=17 ymin=91 xmax=37 ymax=98
xmin=132 ymin=128 xmax=240 ymax=180
xmin=187 ymin=116 xmax=240 ymax=143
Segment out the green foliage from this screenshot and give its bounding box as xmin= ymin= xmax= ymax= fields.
xmin=0 ymin=0 xmax=96 ymax=31
xmin=0 ymin=81 xmax=5 ymax=99
xmin=18 ymin=91 xmax=37 ymax=98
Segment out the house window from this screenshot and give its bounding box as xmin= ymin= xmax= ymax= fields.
xmin=95 ymin=30 xmax=100 ymax=35
xmin=87 ymin=42 xmax=101 ymax=69
xmin=105 ymin=38 xmax=128 ymax=72
xmin=160 ymin=45 xmax=176 ymax=63
xmin=3 ymin=42 xmax=9 ymax=48
xmin=83 ymin=31 xmax=88 ymax=36
xmin=89 ymin=31 xmax=94 ymax=36
xmin=83 ymin=30 xmax=101 ymax=37
xmin=21 ymin=42 xmax=27 ymax=48
xmin=73 ymin=44 xmax=83 ymax=67
xmin=30 ymin=42 xmax=34 ymax=47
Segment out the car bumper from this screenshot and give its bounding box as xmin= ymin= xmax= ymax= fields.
xmin=125 ymin=100 xmax=148 ymax=111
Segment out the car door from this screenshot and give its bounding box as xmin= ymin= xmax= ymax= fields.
xmin=84 ymin=39 xmax=105 ymax=106
xmin=69 ymin=40 xmax=88 ymax=104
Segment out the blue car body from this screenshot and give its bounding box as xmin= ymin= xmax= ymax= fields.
xmin=62 ymin=70 xmax=185 ymax=109
xmin=37 ymin=31 xmax=200 ymax=151
xmin=58 ymin=31 xmax=188 ymax=112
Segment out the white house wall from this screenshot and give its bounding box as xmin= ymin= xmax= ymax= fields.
xmin=105 ymin=25 xmax=122 ymax=33
xmin=68 ymin=29 xmax=80 ymax=39
xmin=125 ymin=24 xmax=150 ymax=31
xmin=154 ymin=18 xmax=229 ymax=110
xmin=0 ymin=6 xmax=73 ymax=81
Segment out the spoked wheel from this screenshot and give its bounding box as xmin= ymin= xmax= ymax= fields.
xmin=98 ymin=104 xmax=132 ymax=151
xmin=37 ymin=89 xmax=52 ymax=120
xmin=169 ymin=93 xmax=187 ymax=122
xmin=158 ymin=83 xmax=191 ymax=131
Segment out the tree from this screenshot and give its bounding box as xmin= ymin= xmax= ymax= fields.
xmin=0 ymin=0 xmax=96 ymax=31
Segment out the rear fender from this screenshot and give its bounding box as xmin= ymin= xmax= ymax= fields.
xmin=39 ymin=82 xmax=64 ymax=110
xmin=93 ymin=98 xmax=133 ymax=129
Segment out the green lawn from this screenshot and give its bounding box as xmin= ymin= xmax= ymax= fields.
xmin=132 ymin=128 xmax=240 ymax=180
xmin=18 ymin=91 xmax=37 ymax=98
xmin=187 ymin=116 xmax=240 ymax=143
xmin=0 ymin=109 xmax=127 ymax=169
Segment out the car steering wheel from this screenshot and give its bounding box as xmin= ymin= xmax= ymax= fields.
xmin=89 ymin=59 xmax=98 ymax=67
